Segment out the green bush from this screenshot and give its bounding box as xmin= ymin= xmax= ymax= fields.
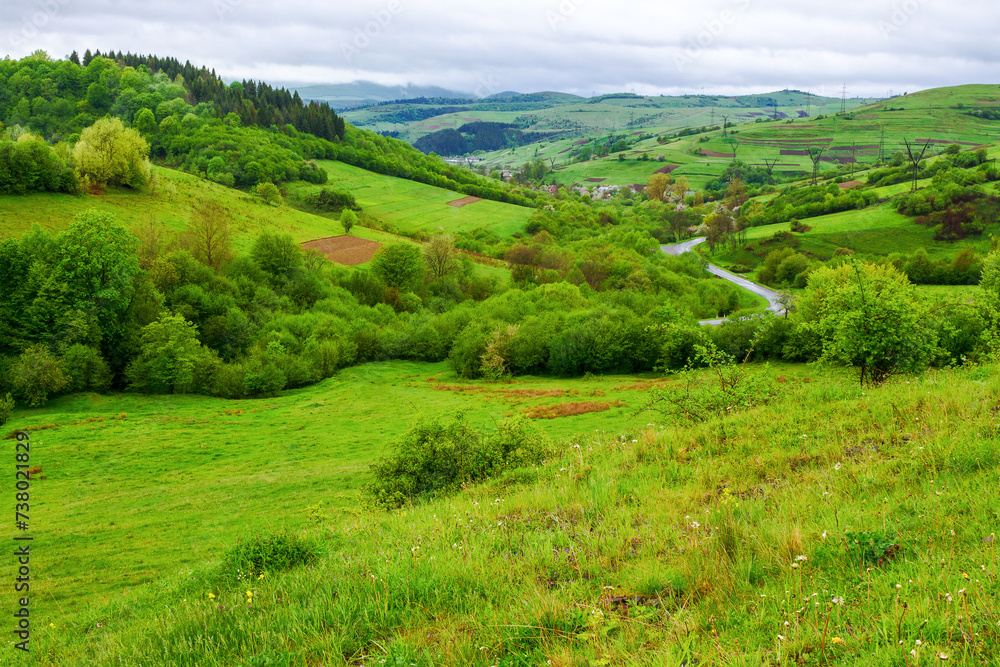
xmin=367 ymin=415 xmax=550 ymax=509
xmin=62 ymin=344 xmax=112 ymax=393
xmin=218 ymin=531 xmax=322 ymax=582
xmin=0 ymin=393 xmax=13 ymax=426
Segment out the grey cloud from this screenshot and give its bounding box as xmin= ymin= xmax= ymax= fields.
xmin=1 ymin=0 xmax=997 ymax=97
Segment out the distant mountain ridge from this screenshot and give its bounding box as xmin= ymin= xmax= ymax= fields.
xmin=289 ymin=82 xmax=472 ymax=109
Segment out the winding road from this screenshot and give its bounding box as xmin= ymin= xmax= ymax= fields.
xmin=660 ymin=237 xmax=785 ymax=326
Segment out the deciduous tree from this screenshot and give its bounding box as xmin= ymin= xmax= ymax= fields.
xmin=795 ymin=261 xmax=935 ymax=385
xmin=183 ymin=201 xmax=234 ymax=271
xmin=423 ymin=234 xmax=459 ymax=280
xmin=647 ymin=172 xmax=673 ymax=202
xmin=73 ymin=117 xmax=150 ymax=189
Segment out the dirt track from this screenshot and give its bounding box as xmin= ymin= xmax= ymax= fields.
xmin=446 ymin=196 xmax=482 ymax=208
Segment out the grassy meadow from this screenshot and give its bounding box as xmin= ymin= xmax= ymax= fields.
xmin=289 ymin=160 xmax=534 ymax=237
xmin=9 ymin=359 xmax=1000 ymax=665
xmin=3 ymin=362 xmax=641 ymax=634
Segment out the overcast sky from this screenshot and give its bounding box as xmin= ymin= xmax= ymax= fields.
xmin=3 ymin=0 xmax=998 ymax=98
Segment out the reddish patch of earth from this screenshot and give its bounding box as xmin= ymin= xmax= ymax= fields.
xmin=463 ymin=117 xmax=483 ymax=122
xmin=700 ymin=150 xmax=735 ymax=158
xmin=917 ymin=138 xmax=983 ymax=146
xmin=654 ymin=165 xmax=680 ymax=174
xmin=447 ymin=196 xmax=482 ymax=208
xmin=585 ymin=178 xmax=606 ymax=183
xmin=839 ymin=180 xmax=864 ymax=190
xmin=302 ymin=236 xmax=382 ymax=266
xmin=558 ymin=148 xmax=572 ymax=154
xmin=573 ymin=139 xmax=589 ymax=145
xmin=780 ymin=150 xmax=810 ymax=156
xmin=831 ymin=145 xmax=878 ymax=150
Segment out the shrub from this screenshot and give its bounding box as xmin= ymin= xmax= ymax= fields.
xmin=62 ymin=344 xmax=112 ymax=393
xmin=11 ymin=346 xmax=68 ymax=406
xmin=0 ymin=393 xmax=13 ymax=426
xmin=218 ymin=531 xmax=322 ymax=582
xmin=367 ymin=415 xmax=550 ymax=509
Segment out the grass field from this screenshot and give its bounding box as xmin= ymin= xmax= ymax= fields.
xmin=0 ymin=166 xmax=402 ymax=253
xmin=472 ymin=85 xmax=1000 ymax=190
xmin=3 ymin=361 xmax=651 ymax=630
xmin=12 ymin=358 xmax=1000 ymax=665
xmin=289 ymin=160 xmax=533 ymax=237
xmin=705 ymin=203 xmax=998 ymax=280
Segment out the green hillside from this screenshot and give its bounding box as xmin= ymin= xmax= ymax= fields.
xmin=12 ymin=360 xmax=1000 ymax=665
xmin=344 ymin=89 xmax=867 ymax=147
xmin=289 ymin=161 xmax=533 ymax=237
xmin=475 ymin=85 xmax=1000 ymax=190
xmin=4 ymin=50 xmax=1000 ymax=666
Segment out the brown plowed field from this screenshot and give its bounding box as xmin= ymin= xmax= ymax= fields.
xmin=446 ymin=196 xmax=482 ymax=208
xmin=302 ymin=235 xmax=383 ymax=266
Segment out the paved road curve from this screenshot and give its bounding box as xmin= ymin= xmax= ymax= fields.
xmin=660 ymin=237 xmax=785 ymax=326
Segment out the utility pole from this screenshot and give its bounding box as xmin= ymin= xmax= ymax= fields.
xmin=841 ymin=83 xmax=848 ymax=114
xmin=806 ymin=90 xmax=812 ymax=117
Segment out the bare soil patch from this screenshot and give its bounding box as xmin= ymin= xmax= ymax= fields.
xmin=302 ymin=235 xmax=383 ymax=266
xmin=654 ymin=165 xmax=680 ymax=174
xmin=446 ymin=196 xmax=483 ymax=208
xmin=524 ymin=400 xmax=626 ymax=420
xmin=839 ymin=180 xmax=864 ymax=190
xmin=700 ymin=150 xmax=735 ymax=158
xmin=917 ymin=138 xmax=984 ymax=146
xmin=585 ymin=178 xmax=606 ymax=183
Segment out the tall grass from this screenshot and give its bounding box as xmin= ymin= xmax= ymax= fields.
xmin=23 ymin=361 xmax=1000 ymax=665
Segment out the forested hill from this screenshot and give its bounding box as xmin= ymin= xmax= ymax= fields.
xmin=76 ymin=49 xmax=345 ymax=142
xmin=0 ymin=50 xmax=540 ymax=205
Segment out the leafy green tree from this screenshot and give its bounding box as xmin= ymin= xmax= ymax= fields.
xmin=73 ymin=117 xmax=151 ymax=188
xmin=62 ymin=344 xmax=112 ymax=393
xmin=56 ymin=210 xmax=141 ymax=368
xmin=135 ymin=108 xmax=157 ymax=137
xmin=126 ymin=313 xmax=206 ymax=394
xmin=340 ymin=208 xmax=357 ymax=235
xmin=423 ymin=234 xmax=459 ymax=280
xmin=371 ymin=243 xmax=425 ymax=292
xmin=647 ymin=172 xmax=673 ymax=202
xmin=251 ymin=232 xmax=302 ymax=282
xmin=795 ymin=261 xmax=935 ymax=385
xmin=11 ymin=345 xmax=68 ymax=406
xmin=978 ymin=251 xmax=1000 ymax=354
xmin=255 ymin=182 xmax=283 ymax=206
xmin=182 ymin=201 xmax=234 ymax=271
xmin=0 ymin=393 xmax=13 ymax=426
